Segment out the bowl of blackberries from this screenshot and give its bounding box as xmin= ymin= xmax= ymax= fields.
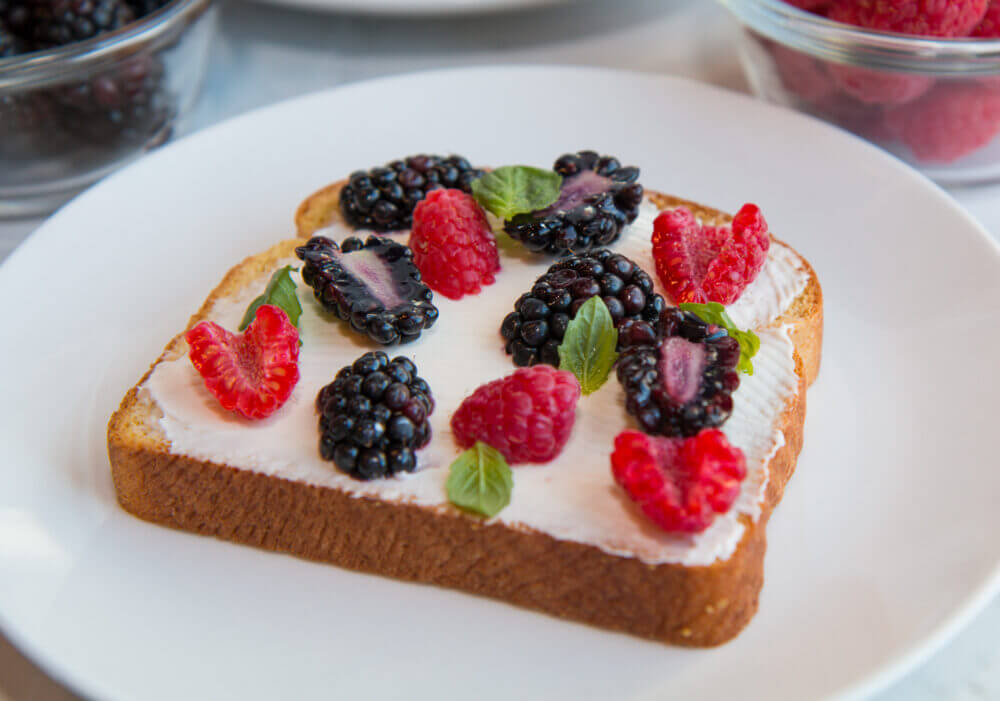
xmin=0 ymin=0 xmax=216 ymax=216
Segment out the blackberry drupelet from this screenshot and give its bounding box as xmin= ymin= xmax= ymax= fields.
xmin=500 ymin=249 xmax=666 ymax=367
xmin=296 ymin=234 xmax=438 ymax=345
xmin=15 ymin=0 xmax=134 ymax=47
xmin=616 ymin=307 xmax=741 ymax=438
xmin=0 ymin=23 xmax=25 ymax=57
xmin=504 ymin=150 xmax=644 ymax=256
xmin=317 ymin=351 xmax=434 ymax=480
xmin=125 ymin=0 xmax=170 ymax=17
xmin=338 ymin=154 xmax=483 ymax=231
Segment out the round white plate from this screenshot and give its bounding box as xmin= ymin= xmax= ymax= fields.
xmin=246 ymin=0 xmax=565 ymax=16
xmin=1 ymin=66 xmax=999 ymax=701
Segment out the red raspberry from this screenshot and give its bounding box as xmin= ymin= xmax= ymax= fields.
xmin=450 ymin=366 xmax=581 ymax=464
xmin=783 ymin=0 xmax=832 ymax=10
xmin=185 ymin=304 xmax=300 ymax=420
xmin=611 ymin=429 xmax=746 ymax=534
xmin=828 ymin=64 xmax=933 ymax=105
xmin=972 ymin=0 xmax=1000 ymax=35
xmin=770 ymin=44 xmax=836 ymax=103
xmin=884 ymin=82 xmax=1000 ymax=162
xmin=827 ymin=0 xmax=989 ymax=37
xmin=651 ymin=204 xmax=770 ymax=306
xmin=410 ymin=189 xmax=500 ymax=300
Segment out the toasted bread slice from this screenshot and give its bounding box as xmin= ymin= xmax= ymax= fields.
xmin=110 ymin=191 xmax=821 ymax=647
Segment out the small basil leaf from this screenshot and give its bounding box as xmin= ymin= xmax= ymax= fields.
xmin=446 ymin=442 xmax=513 ymax=518
xmin=558 ymin=296 xmax=618 ymax=395
xmin=240 ymin=266 xmax=302 ymax=332
xmin=470 ymin=166 xmax=562 ymax=221
xmin=678 ymin=301 xmax=760 ymax=375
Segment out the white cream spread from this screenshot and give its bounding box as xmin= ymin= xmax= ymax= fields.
xmin=144 ymin=199 xmax=809 ymax=566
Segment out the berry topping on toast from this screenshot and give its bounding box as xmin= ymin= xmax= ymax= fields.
xmin=617 ymin=308 xmax=741 ymax=437
xmin=337 ymin=154 xmax=482 ymax=231
xmin=501 ymin=249 xmax=666 ymax=367
xmin=651 ymin=204 xmax=770 ymax=305
xmin=450 ymin=365 xmax=581 ymax=464
xmin=317 ymin=351 xmax=433 ymax=480
xmin=611 ymin=429 xmax=746 ymax=534
xmin=296 ymin=235 xmax=438 ymax=345
xmin=410 ymin=189 xmax=501 ymax=300
xmin=504 ymin=150 xmax=644 ymax=255
xmin=185 ymin=304 xmax=300 ymax=420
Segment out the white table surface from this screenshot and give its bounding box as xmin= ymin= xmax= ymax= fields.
xmin=1 ymin=0 xmax=998 ymax=698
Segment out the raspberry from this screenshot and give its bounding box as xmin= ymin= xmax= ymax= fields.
xmin=885 ymin=82 xmax=1000 ymax=162
xmin=770 ymin=44 xmax=836 ymax=103
xmin=185 ymin=304 xmax=300 ymax=420
xmin=410 ymin=189 xmax=501 ymax=300
xmin=651 ymin=204 xmax=770 ymax=306
xmin=827 ymin=0 xmax=989 ymax=37
xmin=972 ymin=0 xmax=1000 ymax=35
xmin=610 ymin=429 xmax=746 ymax=534
xmin=828 ymin=64 xmax=933 ymax=105
xmin=784 ymin=0 xmax=832 ymax=10
xmin=450 ymin=365 xmax=581 ymax=464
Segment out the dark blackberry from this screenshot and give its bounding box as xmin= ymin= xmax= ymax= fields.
xmin=500 ymin=249 xmax=666 ymax=367
xmin=338 ymin=154 xmax=482 ymax=231
xmin=615 ymin=308 xmax=741 ymax=438
xmin=0 ymin=24 xmax=26 ymax=57
xmin=504 ymin=150 xmax=643 ymax=256
xmin=296 ymin=234 xmax=438 ymax=346
xmin=317 ymin=351 xmax=434 ymax=480
xmin=125 ymin=0 xmax=170 ymax=18
xmin=13 ymin=0 xmax=135 ymax=47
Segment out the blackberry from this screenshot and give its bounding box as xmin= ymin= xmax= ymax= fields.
xmin=0 ymin=24 xmax=26 ymax=57
xmin=13 ymin=0 xmax=134 ymax=47
xmin=500 ymin=249 xmax=666 ymax=367
xmin=296 ymin=235 xmax=438 ymax=346
xmin=504 ymin=150 xmax=644 ymax=256
xmin=338 ymin=154 xmax=482 ymax=231
xmin=125 ymin=0 xmax=170 ymax=17
xmin=615 ymin=308 xmax=741 ymax=438
xmin=317 ymin=351 xmax=434 ymax=480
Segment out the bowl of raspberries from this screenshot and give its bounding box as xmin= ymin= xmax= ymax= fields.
xmin=720 ymin=0 xmax=1000 ymax=183
xmin=0 ymin=0 xmax=216 ymax=216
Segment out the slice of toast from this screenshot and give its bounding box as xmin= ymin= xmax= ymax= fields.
xmin=109 ymin=189 xmax=822 ymax=647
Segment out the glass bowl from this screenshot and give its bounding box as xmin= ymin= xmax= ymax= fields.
xmin=0 ymin=0 xmax=216 ymax=218
xmin=719 ymin=0 xmax=1000 ymax=184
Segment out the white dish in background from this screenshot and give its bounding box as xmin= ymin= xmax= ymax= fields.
xmin=0 ymin=66 xmax=998 ymax=701
xmin=245 ymin=0 xmax=566 ymax=16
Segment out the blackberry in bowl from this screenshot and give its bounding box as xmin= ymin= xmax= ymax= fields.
xmin=0 ymin=0 xmax=216 ymax=217
xmin=504 ymin=150 xmax=644 ymax=256
xmin=501 ymin=249 xmax=666 ymax=367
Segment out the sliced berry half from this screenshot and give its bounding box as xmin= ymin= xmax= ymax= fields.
xmin=611 ymin=428 xmax=746 ymax=534
xmin=504 ymin=150 xmax=644 ymax=255
xmin=296 ymin=235 xmax=438 ymax=346
xmin=616 ymin=307 xmax=741 ymax=437
xmin=500 ymin=249 xmax=666 ymax=367
xmin=317 ymin=351 xmax=434 ymax=480
xmin=338 ymin=154 xmax=483 ymax=231
xmin=185 ymin=304 xmax=300 ymax=420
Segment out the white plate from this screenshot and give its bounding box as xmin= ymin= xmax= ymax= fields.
xmin=247 ymin=0 xmax=564 ymax=16
xmin=1 ymin=66 xmax=999 ymax=701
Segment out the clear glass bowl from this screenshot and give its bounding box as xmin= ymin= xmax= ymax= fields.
xmin=719 ymin=0 xmax=1000 ymax=184
xmin=0 ymin=0 xmax=216 ymax=217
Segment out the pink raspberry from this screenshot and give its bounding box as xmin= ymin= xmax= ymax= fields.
xmin=783 ymin=0 xmax=832 ymax=10
xmin=611 ymin=429 xmax=746 ymax=534
xmin=450 ymin=366 xmax=581 ymax=464
xmin=410 ymin=189 xmax=500 ymax=300
xmin=828 ymin=64 xmax=933 ymax=105
xmin=827 ymin=0 xmax=989 ymax=37
xmin=770 ymin=44 xmax=836 ymax=103
xmin=651 ymin=204 xmax=770 ymax=306
xmin=972 ymin=0 xmax=1000 ymax=35
xmin=884 ymin=82 xmax=1000 ymax=162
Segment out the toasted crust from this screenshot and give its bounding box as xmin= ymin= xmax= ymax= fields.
xmin=295 ymin=179 xmax=347 ymax=237
xmin=109 ymin=190 xmax=822 ymax=648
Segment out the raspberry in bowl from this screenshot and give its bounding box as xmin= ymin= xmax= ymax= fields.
xmin=719 ymin=0 xmax=1000 ymax=184
xmin=0 ymin=0 xmax=216 ymax=217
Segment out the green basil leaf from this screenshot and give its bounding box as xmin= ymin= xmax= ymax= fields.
xmin=470 ymin=166 xmax=562 ymax=221
xmin=558 ymin=296 xmax=618 ymax=395
xmin=240 ymin=266 xmax=302 ymax=332
xmin=446 ymin=442 xmax=513 ymax=518
xmin=678 ymin=301 xmax=760 ymax=375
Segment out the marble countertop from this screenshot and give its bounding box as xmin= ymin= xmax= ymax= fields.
xmin=1 ymin=0 xmax=998 ymax=698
